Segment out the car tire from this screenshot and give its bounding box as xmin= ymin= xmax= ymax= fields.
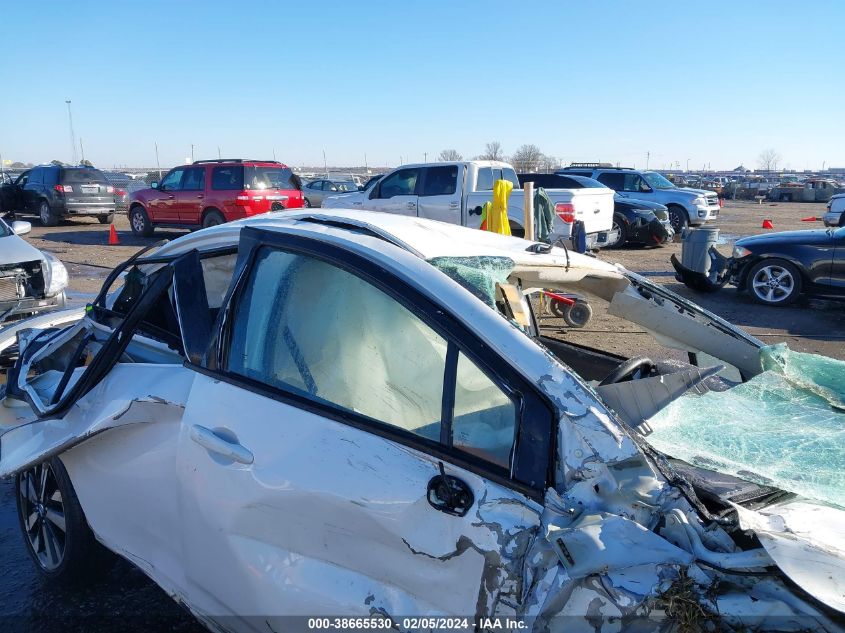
xmin=608 ymin=215 xmax=628 ymax=248
xmin=129 ymin=205 xmax=154 ymax=237
xmin=39 ymin=200 xmax=58 ymax=227
xmin=747 ymin=259 xmax=802 ymax=306
xmin=508 ymin=221 xmax=525 ymax=238
xmin=201 ymin=209 xmax=226 ymax=229
xmin=666 ymin=205 xmax=688 ymax=233
xmin=303 ymin=198 xmax=312 ymax=208
xmin=15 ymin=457 xmax=116 ymax=585
xmin=97 ymin=213 xmax=114 ymax=225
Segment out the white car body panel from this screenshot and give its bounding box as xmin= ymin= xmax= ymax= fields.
xmin=0 ymin=210 xmax=842 ymax=630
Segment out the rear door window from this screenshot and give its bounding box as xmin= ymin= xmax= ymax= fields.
xmin=181 ymin=167 xmax=206 ymax=191
xmin=421 ymin=166 xmax=458 ymax=196
xmin=211 ymin=166 xmax=244 ymax=191
xmin=28 ymin=169 xmax=43 ymax=185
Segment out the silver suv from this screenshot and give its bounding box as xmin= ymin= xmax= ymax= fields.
xmin=558 ymin=164 xmax=720 ymax=232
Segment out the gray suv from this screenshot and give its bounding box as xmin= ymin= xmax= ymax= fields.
xmin=2 ymin=165 xmax=116 ymax=226
xmin=558 ymin=164 xmax=720 ymax=232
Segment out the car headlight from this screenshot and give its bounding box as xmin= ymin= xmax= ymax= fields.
xmin=42 ymin=252 xmax=69 ymax=297
xmin=692 ymin=196 xmax=707 ymax=207
xmin=732 ymin=245 xmax=752 ymax=259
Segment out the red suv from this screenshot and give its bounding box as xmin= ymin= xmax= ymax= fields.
xmin=128 ymin=159 xmax=304 ymax=236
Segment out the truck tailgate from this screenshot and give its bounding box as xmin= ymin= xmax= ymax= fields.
xmin=567 ymin=188 xmax=614 ymax=234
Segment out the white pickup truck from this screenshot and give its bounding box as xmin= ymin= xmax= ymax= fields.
xmin=322 ymin=161 xmax=615 ymax=247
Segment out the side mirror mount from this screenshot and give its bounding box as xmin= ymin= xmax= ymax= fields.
xmin=12 ymin=220 xmax=31 ymax=235
xmin=151 ymin=181 xmax=159 ymax=189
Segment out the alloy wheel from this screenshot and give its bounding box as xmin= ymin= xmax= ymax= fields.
xmin=131 ymin=211 xmax=145 ymax=233
xmin=751 ymin=264 xmax=795 ymax=303
xmin=18 ymin=462 xmax=66 ymax=571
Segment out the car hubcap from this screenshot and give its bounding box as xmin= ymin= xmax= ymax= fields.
xmin=752 ymin=265 xmax=794 ymax=303
xmin=132 ymin=213 xmax=144 ymax=232
xmin=40 ymin=205 xmax=49 ymax=223
xmin=18 ymin=462 xmax=66 ymax=571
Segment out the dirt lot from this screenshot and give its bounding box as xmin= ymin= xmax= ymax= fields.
xmin=13 ymin=199 xmax=845 ymax=361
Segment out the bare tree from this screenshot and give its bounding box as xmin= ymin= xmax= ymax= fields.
xmin=511 ymin=144 xmax=544 ymax=172
xmin=540 ymin=154 xmax=559 ymax=173
xmin=438 ymin=149 xmax=463 ymax=162
xmin=758 ymin=149 xmax=781 ymax=172
xmin=478 ymin=141 xmax=504 ymax=161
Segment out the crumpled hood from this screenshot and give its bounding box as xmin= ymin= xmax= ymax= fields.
xmin=0 ymin=234 xmax=45 ymax=267
xmin=733 ymin=500 xmax=845 ymax=614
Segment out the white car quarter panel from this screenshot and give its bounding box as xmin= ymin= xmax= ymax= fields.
xmin=177 ymin=373 xmax=541 ymax=620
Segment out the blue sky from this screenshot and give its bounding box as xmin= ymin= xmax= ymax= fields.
xmin=1 ymin=0 xmax=843 ymax=170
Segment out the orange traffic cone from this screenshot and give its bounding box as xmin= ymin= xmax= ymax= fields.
xmin=801 ymin=216 xmax=819 ymax=222
xmin=718 ymin=197 xmax=724 ymax=208
xmin=108 ymin=223 xmax=119 ymax=245
xmin=761 ymin=219 xmax=774 ymax=229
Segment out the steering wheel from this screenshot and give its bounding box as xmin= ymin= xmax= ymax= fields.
xmin=599 ymin=357 xmax=656 ymax=386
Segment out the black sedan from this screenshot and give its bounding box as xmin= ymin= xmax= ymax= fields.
xmin=728 ymin=227 xmax=845 ymax=306
xmin=517 ymin=173 xmax=673 ymax=247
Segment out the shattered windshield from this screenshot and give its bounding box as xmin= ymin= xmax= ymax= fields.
xmin=428 ymin=256 xmax=514 ymax=308
xmin=645 ymin=345 xmax=845 ymax=508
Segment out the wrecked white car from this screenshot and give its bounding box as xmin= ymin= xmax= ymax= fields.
xmin=0 ymin=210 xmax=842 ymax=632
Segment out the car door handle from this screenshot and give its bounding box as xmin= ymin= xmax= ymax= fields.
xmin=427 ymin=462 xmax=473 ymax=517
xmin=406 ymin=202 xmax=416 ymax=209
xmin=190 ymin=424 xmax=254 ymax=465
xmin=449 ymin=201 xmax=459 ymax=208
xmin=166 ymin=194 xmax=175 ymax=200
xmin=196 ymin=194 xmax=204 ymax=199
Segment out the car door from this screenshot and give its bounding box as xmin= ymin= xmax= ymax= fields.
xmin=150 ymin=168 xmax=184 ymax=223
xmin=599 ymin=172 xmax=654 ymax=203
xmin=366 ymin=167 xmax=420 ymax=216
xmin=174 ymin=166 xmax=206 ymax=223
xmin=22 ymin=167 xmax=43 ymax=212
xmin=417 ymin=164 xmax=463 ymax=224
xmin=9 ymin=170 xmax=30 ymax=211
xmin=828 ymin=227 xmax=845 ymax=293
xmin=303 ymin=180 xmax=322 ymax=207
xmin=176 ymin=228 xmax=550 ymax=623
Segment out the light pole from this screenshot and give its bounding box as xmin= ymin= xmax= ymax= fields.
xmin=65 ymin=100 xmax=78 ymax=164
xmin=191 ymin=144 xmax=195 ymax=162
xmin=686 ymin=158 xmax=690 ymax=173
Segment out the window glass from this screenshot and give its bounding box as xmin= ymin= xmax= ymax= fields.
xmin=28 ymin=169 xmax=43 ymax=185
xmin=308 ymin=181 xmax=323 ymax=191
xmin=452 ymin=353 xmax=516 ymax=468
xmin=160 ymin=169 xmax=185 ymax=191
xmin=422 ymin=166 xmax=458 ymax=196
xmin=227 ymin=248 xmax=447 ymax=441
xmin=211 ymin=166 xmax=244 ymax=191
xmin=15 ymin=171 xmax=30 ymax=186
xmin=598 ymin=172 xmax=648 ymax=192
xmin=376 ymin=168 xmax=419 ymax=198
xmin=502 ymin=168 xmax=519 ymax=189
xmin=246 ymin=166 xmax=297 ymax=191
xmin=181 ymin=167 xmax=205 ymax=191
xmin=42 ymin=168 xmax=59 ymax=185
xmin=61 ymin=168 xmax=108 ymax=183
xmin=476 ymin=168 xmax=493 ymax=191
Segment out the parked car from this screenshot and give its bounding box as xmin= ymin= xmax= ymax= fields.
xmin=0 ymin=215 xmax=67 ymax=321
xmin=517 ymin=173 xmax=673 ymax=247
xmin=823 ymin=193 xmax=845 ymax=227
xmin=128 ymin=159 xmax=304 ymax=236
xmin=558 ymin=164 xmax=721 ymax=233
xmin=728 ymin=226 xmax=845 ymax=305
xmin=0 ymin=210 xmax=842 ymax=631
xmin=1 ymin=165 xmax=116 ymax=226
xmin=324 ymin=161 xmax=615 ymax=248
xmin=302 ymin=179 xmax=361 ymax=207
